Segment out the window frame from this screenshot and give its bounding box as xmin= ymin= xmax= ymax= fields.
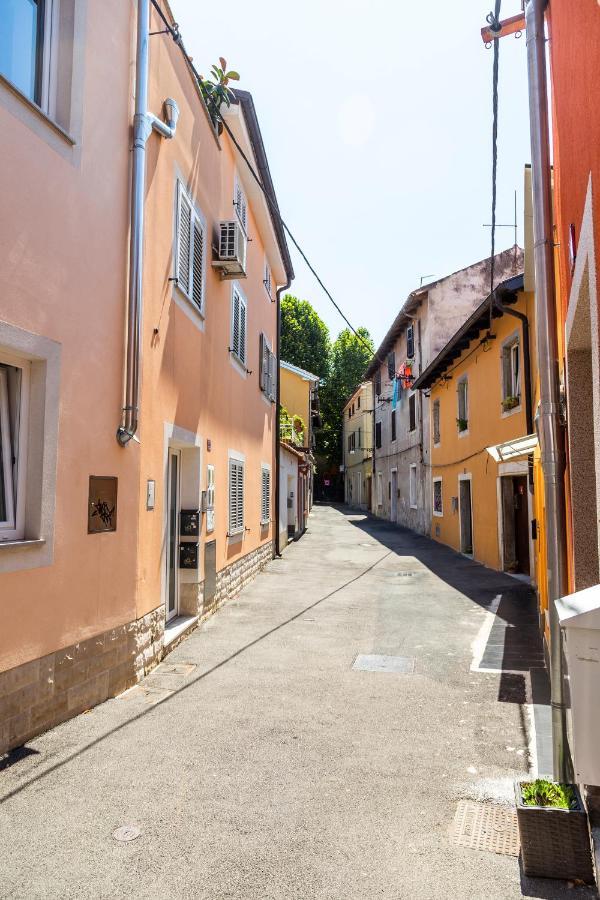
xmin=501 ymin=335 xmax=521 ymax=410
xmin=0 ymin=353 xmax=30 ymax=542
xmin=228 ymin=454 xmax=245 ymax=536
xmin=391 ymin=409 xmax=396 ymax=442
xmin=375 ymin=421 xmax=382 ymax=450
xmin=457 ymin=376 xmax=469 ymax=436
xmin=263 ymin=258 xmax=273 ymax=300
xmin=433 ymin=398 xmax=441 ymax=447
xmin=409 ymin=463 xmax=418 ymax=510
xmin=408 ymin=393 xmax=416 ymax=433
xmin=175 ymin=180 xmax=206 ymax=316
xmin=377 ymin=472 xmax=383 ymax=507
xmin=433 ymin=477 xmax=443 ymax=517
xmin=230 ymin=284 xmax=248 ymax=367
xmin=406 ymin=324 xmax=415 ymax=360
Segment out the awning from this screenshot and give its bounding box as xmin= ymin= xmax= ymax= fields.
xmin=486 ymin=433 xmax=538 ymax=462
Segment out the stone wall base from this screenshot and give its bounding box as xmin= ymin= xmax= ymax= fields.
xmin=0 ymin=606 xmax=165 ymax=757
xmin=0 ymin=541 xmax=273 ymax=757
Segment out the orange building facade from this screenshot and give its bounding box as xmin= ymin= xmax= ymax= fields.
xmin=0 ymin=0 xmax=292 ymax=754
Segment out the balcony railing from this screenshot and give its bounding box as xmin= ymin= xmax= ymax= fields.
xmin=280 ymin=422 xmax=304 ymax=446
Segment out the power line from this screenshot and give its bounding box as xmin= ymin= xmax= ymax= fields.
xmin=149 ymin=0 xmax=376 ymax=362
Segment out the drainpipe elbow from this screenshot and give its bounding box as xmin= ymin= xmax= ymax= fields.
xmin=148 ymin=98 xmax=180 ymax=140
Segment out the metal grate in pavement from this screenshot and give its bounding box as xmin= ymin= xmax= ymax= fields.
xmin=352 ymin=654 xmax=415 ymax=674
xmin=450 ymin=800 xmax=519 ymax=857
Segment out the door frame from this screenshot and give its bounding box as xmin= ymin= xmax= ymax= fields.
xmin=165 ymin=448 xmax=182 ymax=622
xmin=496 ymin=460 xmax=534 ymax=577
xmin=458 ymin=473 xmax=473 ymax=557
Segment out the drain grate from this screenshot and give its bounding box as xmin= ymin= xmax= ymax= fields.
xmin=450 ymin=801 xmax=519 ymax=857
xmin=352 ymin=654 xmax=415 ymax=674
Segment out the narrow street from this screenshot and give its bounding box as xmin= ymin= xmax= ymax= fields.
xmin=0 ymin=505 xmax=595 ymax=900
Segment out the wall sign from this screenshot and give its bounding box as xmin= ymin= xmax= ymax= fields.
xmin=147 ymin=479 xmax=156 ymax=510
xmin=88 ymin=476 xmax=118 ymax=533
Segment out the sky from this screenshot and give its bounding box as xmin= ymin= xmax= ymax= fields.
xmin=173 ymin=0 xmax=531 ymax=347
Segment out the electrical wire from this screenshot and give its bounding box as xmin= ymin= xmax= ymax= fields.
xmin=487 ymin=0 xmax=502 ymax=330
xmin=149 ymin=0 xmax=377 ymax=362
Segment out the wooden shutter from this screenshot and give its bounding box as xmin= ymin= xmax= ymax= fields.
xmin=192 ymin=218 xmax=204 ymax=311
xmin=177 ymin=185 xmax=192 ymax=296
xmin=232 ymin=289 xmax=241 ymax=358
xmin=228 ymin=459 xmax=244 ymax=533
xmin=261 ymin=468 xmax=270 ymax=524
xmin=406 ymin=325 xmax=415 ymax=359
xmin=239 ymin=296 xmax=247 ymax=364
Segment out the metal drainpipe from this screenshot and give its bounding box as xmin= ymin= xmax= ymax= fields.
xmin=117 ymin=0 xmax=178 ymax=446
xmin=525 ymin=0 xmax=569 ymax=782
xmin=274 ymin=282 xmax=290 ymax=557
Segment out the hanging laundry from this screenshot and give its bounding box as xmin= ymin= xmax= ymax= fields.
xmin=392 ymin=374 xmax=399 ymax=410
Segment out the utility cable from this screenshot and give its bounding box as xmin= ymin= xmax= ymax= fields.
xmin=487 ymin=0 xmax=502 ymax=330
xmin=149 ymin=0 xmax=376 ymax=363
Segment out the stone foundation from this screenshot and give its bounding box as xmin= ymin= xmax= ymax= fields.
xmin=0 ymin=541 xmax=273 ymax=757
xmin=0 ymin=606 xmax=165 ymax=757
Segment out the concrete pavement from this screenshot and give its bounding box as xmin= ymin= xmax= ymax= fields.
xmin=0 ymin=504 xmax=596 ymax=899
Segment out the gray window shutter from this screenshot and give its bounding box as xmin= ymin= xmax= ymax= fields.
xmin=239 ymin=299 xmax=247 ymax=364
xmin=269 ymin=351 xmax=277 ymax=401
xmin=232 ymin=290 xmax=240 ymax=357
xmin=259 ymin=334 xmax=266 ymax=391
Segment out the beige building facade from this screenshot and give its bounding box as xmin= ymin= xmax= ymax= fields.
xmin=343 ymin=382 xmax=374 ymax=511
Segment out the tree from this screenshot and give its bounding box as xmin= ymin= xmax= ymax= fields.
xmin=280 ymin=294 xmax=330 ymax=381
xmin=319 ymin=327 xmax=374 ymax=465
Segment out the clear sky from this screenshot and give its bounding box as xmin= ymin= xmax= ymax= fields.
xmin=173 ymin=0 xmax=530 ymax=347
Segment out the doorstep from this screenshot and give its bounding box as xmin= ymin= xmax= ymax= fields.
xmin=164 ymin=614 xmax=198 ymax=649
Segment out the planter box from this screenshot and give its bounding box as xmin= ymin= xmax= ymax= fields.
xmin=515 ymin=781 xmax=595 ymax=882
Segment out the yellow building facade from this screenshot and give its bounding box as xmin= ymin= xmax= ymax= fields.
xmin=413 ymin=275 xmax=538 ymax=577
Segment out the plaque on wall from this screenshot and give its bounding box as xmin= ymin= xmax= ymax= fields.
xmin=88 ymin=476 xmax=118 ymax=533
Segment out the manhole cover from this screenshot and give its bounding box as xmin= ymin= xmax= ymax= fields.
xmin=113 ymin=825 xmax=141 ymax=843
xmin=450 ymin=801 xmax=519 ymax=857
xmin=352 ymin=654 xmax=415 ymax=674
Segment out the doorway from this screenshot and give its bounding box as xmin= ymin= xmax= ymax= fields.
xmin=391 ymin=469 xmax=398 ymax=523
xmin=166 ymin=449 xmax=181 ymax=622
xmin=459 ymin=477 xmax=473 ymax=555
xmin=501 ymin=475 xmax=530 ymax=575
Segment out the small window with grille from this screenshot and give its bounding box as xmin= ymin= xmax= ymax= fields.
xmin=433 ymin=478 xmax=443 ymax=516
xmin=433 ymin=399 xmax=441 ymax=445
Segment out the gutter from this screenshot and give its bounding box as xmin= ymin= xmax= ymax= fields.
xmin=117 ymin=0 xmax=179 ymax=446
xmin=525 ymin=0 xmax=569 ymax=782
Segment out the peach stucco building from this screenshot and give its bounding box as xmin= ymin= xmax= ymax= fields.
xmin=0 ymin=0 xmax=292 ymax=754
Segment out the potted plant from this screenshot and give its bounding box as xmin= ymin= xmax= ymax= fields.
xmin=515 ymin=779 xmax=594 ymax=882
xmin=197 ymin=58 xmax=240 ymax=131
xmin=502 ymin=395 xmax=520 ymax=412
xmin=456 ymin=417 xmax=468 ymax=432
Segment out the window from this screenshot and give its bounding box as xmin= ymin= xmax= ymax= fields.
xmin=0 ymin=362 xmax=28 ymax=540
xmin=375 ymin=421 xmax=382 ymax=449
xmin=231 ymin=286 xmax=247 ymax=365
xmin=406 ymin=324 xmax=415 ymax=360
xmin=377 ymin=472 xmax=383 ymax=507
xmin=206 ymin=464 xmax=215 ymax=534
xmin=264 ymin=260 xmax=273 ymax=300
xmin=387 ymin=351 xmax=396 ymax=380
xmin=391 ymin=409 xmax=396 ymax=442
xmin=457 ymin=378 xmax=468 ymax=432
xmin=433 ymin=478 xmax=443 ymax=516
xmin=357 ymin=395 xmax=361 ymax=409
xmin=1 ymin=0 xmax=45 ymax=103
xmin=234 ymin=177 xmax=248 ymax=234
xmin=352 ymin=402 xmax=355 ymax=415
xmin=358 ymin=427 xmax=361 ymax=449
xmin=176 ymin=182 xmax=205 ymax=314
xmin=228 ymin=457 xmax=244 ymax=535
xmin=409 ymin=464 xmax=417 ymax=509
xmin=348 ymin=432 xmax=356 ymax=453
xmin=502 ymin=339 xmax=520 ymax=404
xmin=375 ymin=370 xmax=381 ymax=396
xmin=433 ymin=399 xmax=440 ymax=446
xmin=409 ymin=394 xmax=416 ymax=432
xmin=261 ymin=466 xmax=271 ymax=525
xmin=259 ymin=334 xmax=276 ymax=401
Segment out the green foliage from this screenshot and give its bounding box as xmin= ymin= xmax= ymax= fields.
xmin=521 ymin=780 xmax=577 ymax=809
xmin=198 ymin=57 xmax=240 ymax=121
xmin=319 ymin=327 xmax=374 ymax=464
xmin=280 ymin=295 xmax=330 ymax=382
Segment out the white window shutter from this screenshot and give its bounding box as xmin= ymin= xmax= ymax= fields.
xmin=232 ymin=290 xmax=240 ymax=358
xmin=192 ymin=218 xmax=204 ymax=311
xmin=177 ymin=185 xmax=192 ymax=297
xmin=259 ymin=333 xmax=265 ymax=391
xmin=269 ymin=351 xmax=277 ymax=402
xmin=229 ymin=460 xmax=244 ymax=533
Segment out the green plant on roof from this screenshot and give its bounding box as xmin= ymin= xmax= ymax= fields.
xmin=521 ymin=779 xmax=577 ymax=809
xmin=198 ymin=58 xmax=240 ymax=121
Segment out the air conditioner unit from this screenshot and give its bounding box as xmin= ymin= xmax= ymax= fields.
xmin=212 ymin=220 xmax=247 ymax=278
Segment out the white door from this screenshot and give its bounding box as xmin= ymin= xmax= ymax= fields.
xmin=166 ymin=449 xmax=181 ymax=622
xmin=206 ymin=464 xmax=215 ymax=533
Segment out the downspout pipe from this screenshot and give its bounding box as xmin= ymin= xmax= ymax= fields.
xmin=117 ymin=0 xmax=179 ymax=446
xmin=525 ymin=0 xmax=569 ymax=782
xmin=274 ymin=281 xmax=290 ymax=557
